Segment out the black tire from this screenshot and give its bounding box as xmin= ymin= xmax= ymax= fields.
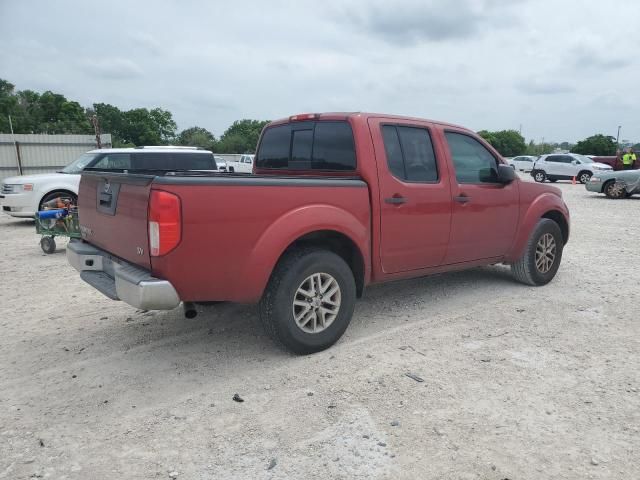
xmin=39 ymin=191 xmax=77 ymax=210
xmin=533 ymin=170 xmax=546 ymax=183
xmin=40 ymin=236 xmax=56 ymax=254
xmin=228 ymin=167 xmax=235 ymax=173
xmin=578 ymin=171 xmax=592 ymax=184
xmin=511 ymin=219 xmax=563 ymax=286
xmin=259 ymin=248 xmax=356 ymax=355
xmin=604 ymin=180 xmax=625 ymax=199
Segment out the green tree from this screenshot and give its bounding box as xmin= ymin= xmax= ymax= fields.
xmin=94 ymin=103 xmax=177 ymax=146
xmin=217 ymin=119 xmax=269 ymax=153
xmin=177 ymin=126 xmax=216 ymax=149
xmin=571 ymin=134 xmax=617 ymax=156
xmin=478 ymin=129 xmax=526 ymax=157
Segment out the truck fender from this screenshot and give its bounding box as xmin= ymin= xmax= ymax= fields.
xmin=239 ymin=204 xmax=370 ymax=301
xmin=505 ymin=193 xmax=569 ymax=262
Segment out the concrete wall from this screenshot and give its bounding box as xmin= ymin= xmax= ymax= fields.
xmin=0 ymin=134 xmax=112 ymax=181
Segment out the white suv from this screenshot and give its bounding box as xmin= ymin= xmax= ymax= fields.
xmin=531 ymin=153 xmax=612 ymax=184
xmin=1 ymin=146 xmax=219 ymax=218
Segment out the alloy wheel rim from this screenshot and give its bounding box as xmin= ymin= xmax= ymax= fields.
xmin=608 ymin=183 xmax=624 ymax=198
xmin=535 ymin=173 xmax=544 ymax=181
xmin=292 ymin=273 xmax=341 ymax=333
xmin=580 ymin=173 xmax=590 ymax=183
xmin=535 ymin=233 xmax=556 ymax=274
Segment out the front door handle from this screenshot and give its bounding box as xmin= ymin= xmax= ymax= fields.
xmin=385 ymin=196 xmax=407 ymax=205
xmin=454 ymin=194 xmax=470 ymax=204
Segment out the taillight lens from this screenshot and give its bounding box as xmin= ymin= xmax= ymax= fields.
xmin=148 ymin=190 xmax=181 ymax=256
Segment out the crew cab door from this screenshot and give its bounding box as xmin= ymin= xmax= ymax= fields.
xmin=442 ymin=130 xmax=518 ymax=264
xmin=369 ymin=118 xmax=452 ymax=273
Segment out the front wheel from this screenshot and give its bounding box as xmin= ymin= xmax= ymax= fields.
xmin=578 ymin=171 xmax=592 ymax=184
xmin=259 ymin=248 xmax=356 ymax=354
xmin=533 ymin=170 xmax=546 ymax=183
xmin=511 ymin=219 xmax=563 ymax=286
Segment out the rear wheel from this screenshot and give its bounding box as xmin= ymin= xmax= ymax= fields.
xmin=259 ymin=248 xmax=356 ymax=354
xmin=604 ymin=180 xmax=625 ymax=199
xmin=533 ymin=170 xmax=546 ymax=183
xmin=578 ymin=171 xmax=592 ymax=184
xmin=511 ymin=219 xmax=563 ymax=286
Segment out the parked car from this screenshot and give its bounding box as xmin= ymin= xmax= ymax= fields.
xmin=586 ymin=169 xmax=640 ymax=198
xmin=67 ymin=112 xmax=570 ymax=354
xmin=0 ymin=147 xmax=220 ymax=218
xmin=508 ymin=155 xmax=537 ymax=172
xmin=227 ymin=154 xmax=254 ymax=173
xmin=214 ymin=156 xmax=228 ymax=172
xmin=531 ymin=153 xmax=612 ymax=184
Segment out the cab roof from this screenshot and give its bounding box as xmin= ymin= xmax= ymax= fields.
xmin=268 ymin=112 xmax=470 ymax=131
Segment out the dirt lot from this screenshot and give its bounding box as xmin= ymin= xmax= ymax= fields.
xmin=0 ymin=179 xmax=638 ymax=480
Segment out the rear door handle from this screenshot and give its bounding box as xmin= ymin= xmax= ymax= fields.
xmin=385 ymin=196 xmax=407 ymax=205
xmin=454 ymin=195 xmax=470 ymax=204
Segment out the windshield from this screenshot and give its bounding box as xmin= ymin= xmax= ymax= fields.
xmin=575 ymin=154 xmax=594 ymax=164
xmin=60 ymin=153 xmax=101 ymax=174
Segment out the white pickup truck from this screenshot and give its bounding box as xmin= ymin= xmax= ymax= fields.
xmin=227 ymin=154 xmax=254 ymax=174
xmin=1 ymin=147 xmax=220 ymax=218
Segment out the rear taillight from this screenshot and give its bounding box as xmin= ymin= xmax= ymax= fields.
xmin=148 ymin=190 xmax=181 ymax=256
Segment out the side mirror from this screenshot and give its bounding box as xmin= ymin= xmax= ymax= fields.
xmin=497 ymin=164 xmax=516 ymax=184
xmin=572 ymin=160 xmax=578 ymax=165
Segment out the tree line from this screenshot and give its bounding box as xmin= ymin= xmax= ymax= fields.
xmin=0 ymin=78 xmax=267 ymax=153
xmin=2 ymin=78 xmax=637 ymax=157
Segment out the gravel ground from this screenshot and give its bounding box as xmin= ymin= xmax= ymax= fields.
xmin=0 ymin=178 xmax=638 ymax=480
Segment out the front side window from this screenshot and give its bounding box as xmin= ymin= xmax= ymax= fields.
xmin=256 ymin=121 xmax=356 ymax=171
xmin=61 ymin=153 xmax=101 ymax=174
xmin=381 ymin=125 xmax=438 ymax=182
xmin=445 ymin=132 xmax=499 ymax=184
xmin=92 ymin=153 xmax=131 ymax=170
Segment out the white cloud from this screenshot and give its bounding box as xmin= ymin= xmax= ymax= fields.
xmin=0 ymin=0 xmax=638 ymax=142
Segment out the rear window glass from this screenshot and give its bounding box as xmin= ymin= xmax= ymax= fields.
xmin=256 ymin=121 xmax=356 ymax=171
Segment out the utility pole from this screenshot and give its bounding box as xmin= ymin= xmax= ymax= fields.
xmin=616 ymin=125 xmax=621 ymax=151
xmin=91 ymin=115 xmax=102 ymax=149
xmin=8 ymin=115 xmax=23 ymax=175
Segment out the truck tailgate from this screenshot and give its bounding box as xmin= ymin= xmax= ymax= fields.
xmin=77 ymin=172 xmax=153 ymax=269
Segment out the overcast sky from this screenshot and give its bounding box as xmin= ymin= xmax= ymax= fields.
xmin=1 ymin=0 xmax=638 ymax=143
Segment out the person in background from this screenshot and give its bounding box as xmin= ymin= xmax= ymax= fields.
xmin=621 ymin=148 xmax=636 ymax=170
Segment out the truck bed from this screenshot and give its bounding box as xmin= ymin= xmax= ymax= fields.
xmin=77 ymin=171 xmax=371 ymax=303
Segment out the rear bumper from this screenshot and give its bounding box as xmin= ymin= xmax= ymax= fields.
xmin=67 ymin=240 xmax=181 ymax=310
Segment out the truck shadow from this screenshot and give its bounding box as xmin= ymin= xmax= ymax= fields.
xmin=117 ymin=264 xmax=522 ymax=362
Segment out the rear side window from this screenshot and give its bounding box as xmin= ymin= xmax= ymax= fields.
xmin=381 ymin=125 xmax=438 ymax=182
xmin=256 ymin=121 xmax=356 ymax=171
xmin=131 ymin=152 xmax=215 ymax=170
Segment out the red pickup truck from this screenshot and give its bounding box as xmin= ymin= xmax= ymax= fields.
xmin=68 ymin=112 xmax=570 ymax=354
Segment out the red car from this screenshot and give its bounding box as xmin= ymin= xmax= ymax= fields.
xmin=68 ymin=113 xmax=570 ymax=354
